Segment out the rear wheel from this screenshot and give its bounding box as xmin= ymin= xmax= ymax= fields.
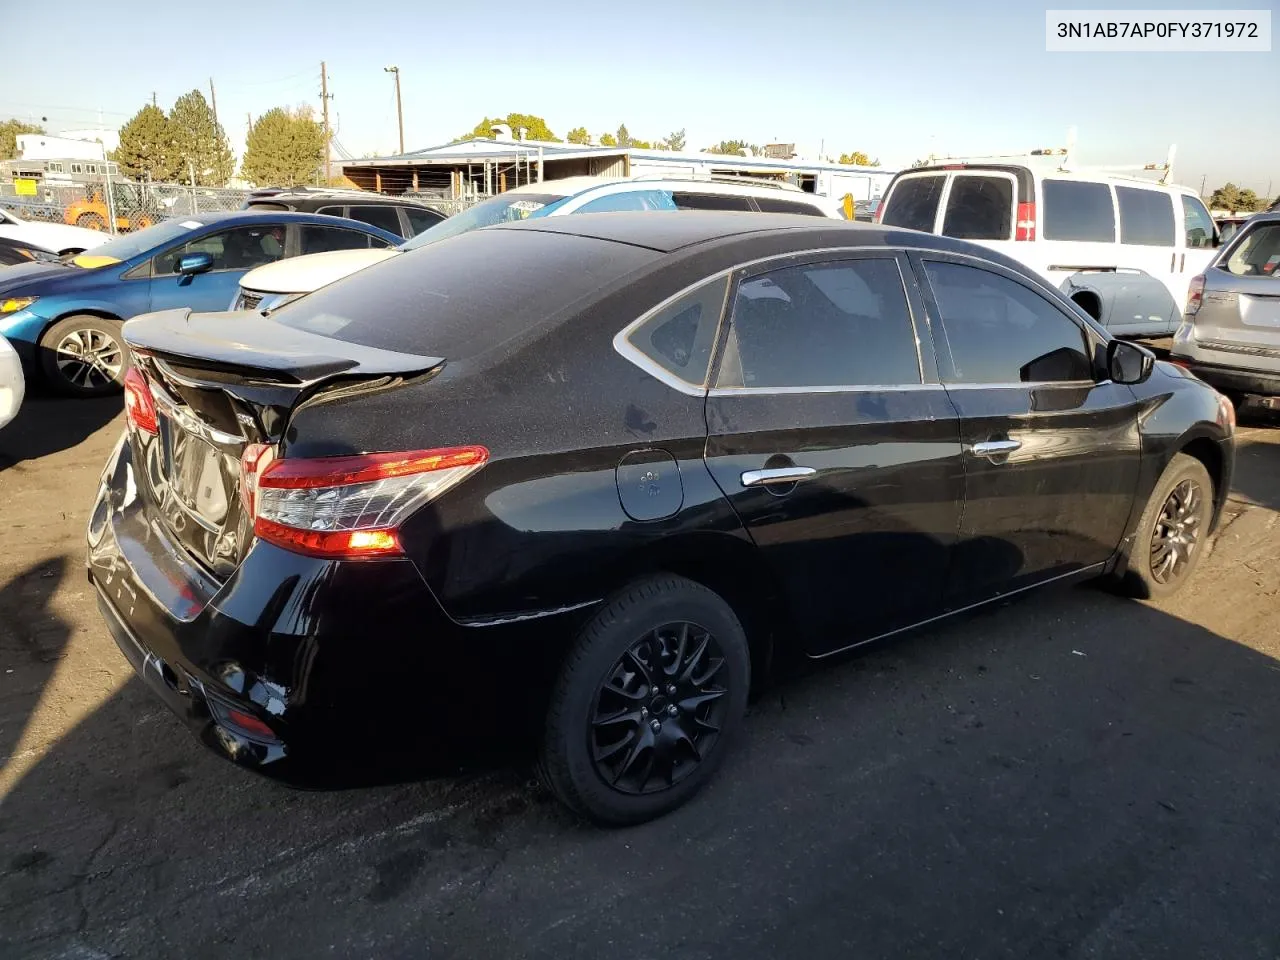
xmin=76 ymin=213 xmax=107 ymax=231
xmin=539 ymin=575 xmax=750 ymax=825
xmin=39 ymin=315 xmax=129 ymax=397
xmin=1110 ymin=453 xmax=1213 ymax=599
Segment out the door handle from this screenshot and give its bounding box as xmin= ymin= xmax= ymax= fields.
xmin=969 ymin=439 xmax=1022 ymax=461
xmin=740 ymin=466 xmax=817 ymax=487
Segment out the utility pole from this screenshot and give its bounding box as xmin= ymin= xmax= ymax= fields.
xmin=151 ymin=91 xmax=157 ymax=108
xmin=1200 ymin=174 xmax=1207 ymax=198
xmin=385 ymin=65 xmax=404 ymax=155
xmin=321 ymin=61 xmax=333 ymax=184
xmin=209 ymin=78 xmax=218 ymax=129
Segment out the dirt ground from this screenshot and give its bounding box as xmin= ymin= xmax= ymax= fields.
xmin=2 ymin=394 xmax=1279 ymax=960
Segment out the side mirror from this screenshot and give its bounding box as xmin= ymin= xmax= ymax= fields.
xmin=176 ymin=252 xmax=214 ymax=276
xmin=1108 ymin=339 xmax=1155 ymax=385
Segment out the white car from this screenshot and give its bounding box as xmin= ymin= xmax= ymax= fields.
xmin=233 ymin=177 xmax=841 ymax=310
xmin=0 ymin=335 xmax=25 ymax=430
xmin=0 ymin=207 xmax=112 ymax=256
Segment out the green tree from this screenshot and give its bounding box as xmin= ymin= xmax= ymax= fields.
xmin=464 ymin=113 xmax=561 ymax=142
xmin=169 ymin=90 xmax=233 ymax=186
xmin=599 ymin=132 xmax=618 ymax=147
xmin=0 ymin=119 xmax=45 ymax=161
xmin=616 ymin=124 xmax=633 ymax=148
xmin=631 ymin=139 xmax=652 ymax=150
xmin=566 ymin=126 xmax=590 ymax=145
xmin=839 ymin=151 xmax=880 ymax=167
xmin=664 ymin=128 xmax=687 ymax=152
xmin=706 ymin=140 xmax=756 ymax=156
xmin=241 ymin=106 xmax=326 ymax=187
xmin=114 ymin=104 xmax=177 ymax=181
xmin=1208 ymin=182 xmax=1263 ymax=212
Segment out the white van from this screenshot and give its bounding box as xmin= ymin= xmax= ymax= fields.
xmin=875 ymin=163 xmax=1220 ymax=338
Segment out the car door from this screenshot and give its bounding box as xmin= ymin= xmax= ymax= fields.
xmin=911 ymin=252 xmax=1144 ymax=607
xmin=147 ymin=223 xmax=286 ymax=314
xmin=703 ymin=251 xmax=965 ymax=656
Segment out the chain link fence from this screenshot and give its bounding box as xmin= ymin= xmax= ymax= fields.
xmin=0 ymin=178 xmax=482 ymax=236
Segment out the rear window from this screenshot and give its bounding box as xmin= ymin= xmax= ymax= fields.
xmin=1224 ymin=223 xmax=1280 ymax=277
xmin=1041 ymin=180 xmax=1115 ymax=242
xmin=881 ymin=175 xmax=945 ymax=232
xmin=1116 ymin=186 xmax=1175 ymax=247
xmin=274 ymin=228 xmax=657 ymax=359
xmin=941 ymin=175 xmax=1013 ymax=240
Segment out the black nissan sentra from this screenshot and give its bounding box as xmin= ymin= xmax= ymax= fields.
xmin=88 ymin=212 xmax=1236 ymax=824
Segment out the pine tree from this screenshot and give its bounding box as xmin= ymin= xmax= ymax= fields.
xmin=241 ymin=107 xmax=326 ymax=188
xmin=169 ymin=90 xmax=234 ymax=186
xmin=115 ymin=104 xmax=177 ymax=181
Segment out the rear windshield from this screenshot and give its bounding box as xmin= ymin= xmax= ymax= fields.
xmin=1224 ymin=223 xmax=1280 ymax=277
xmin=941 ymin=175 xmax=1013 ymax=240
xmin=274 ymin=227 xmax=657 ymax=358
xmin=881 ymin=175 xmax=945 ymax=232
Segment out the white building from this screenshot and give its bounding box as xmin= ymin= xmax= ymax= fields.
xmin=16 ymin=131 xmax=117 ymax=161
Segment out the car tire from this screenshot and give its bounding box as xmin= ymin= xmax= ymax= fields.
xmin=1109 ymin=453 xmax=1214 ymax=600
xmin=39 ymin=315 xmax=130 ymax=397
xmin=76 ymin=213 xmax=107 ymax=231
xmin=538 ymin=574 xmax=750 ymax=826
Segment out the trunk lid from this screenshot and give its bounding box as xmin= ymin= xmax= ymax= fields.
xmin=122 ymin=308 xmax=444 ymax=578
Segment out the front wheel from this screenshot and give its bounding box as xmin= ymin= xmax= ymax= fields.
xmin=39 ymin=315 xmax=130 ymax=397
xmin=539 ymin=575 xmax=750 ymax=825
xmin=1109 ymin=453 xmax=1214 ymax=599
xmin=76 ymin=213 xmax=107 ymax=231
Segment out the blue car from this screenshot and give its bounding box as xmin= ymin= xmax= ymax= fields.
xmin=0 ymin=211 xmax=400 ymax=396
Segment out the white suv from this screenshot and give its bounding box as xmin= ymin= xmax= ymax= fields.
xmin=233 ymin=177 xmax=841 ymax=311
xmin=875 ymin=163 xmax=1220 ymax=339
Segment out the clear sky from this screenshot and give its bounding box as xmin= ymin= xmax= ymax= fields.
xmin=5 ymin=0 xmax=1276 ymax=193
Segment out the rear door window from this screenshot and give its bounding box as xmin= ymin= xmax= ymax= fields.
xmin=299 ymin=225 xmax=394 ymax=254
xmin=1116 ymin=187 xmax=1175 ymax=247
xmin=577 ymin=190 xmax=678 ymax=213
xmin=1181 ymin=195 xmax=1217 ymax=249
xmin=348 ymin=205 xmax=405 ymax=236
xmin=881 ymin=175 xmax=946 ymax=232
xmin=1041 ymin=180 xmax=1115 ymax=242
xmin=670 ymin=193 xmax=755 ymax=212
xmin=717 ymin=258 xmax=921 ymax=389
xmin=752 ymin=197 xmax=825 ymax=216
xmin=940 ymin=175 xmax=1014 ymax=240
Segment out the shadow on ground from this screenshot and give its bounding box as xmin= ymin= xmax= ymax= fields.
xmin=2 ymin=575 xmax=1279 ymax=959
xmin=1231 ymin=404 xmax=1280 ymax=511
xmin=0 ymin=392 xmax=121 ymax=470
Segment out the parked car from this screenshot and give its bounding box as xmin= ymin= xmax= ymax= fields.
xmin=1213 ymin=213 xmax=1253 ymax=245
xmin=241 ymin=187 xmax=446 ymax=239
xmin=875 ymin=163 xmax=1220 ymax=339
xmin=0 ymin=211 xmax=399 ymax=397
xmin=0 ymin=334 xmax=24 ymax=429
xmin=64 ymin=184 xmax=159 ymax=233
xmin=0 ymin=206 xmax=110 ymax=255
xmin=90 ymin=212 xmax=1235 ymax=824
xmin=1171 ymin=211 xmax=1280 ymax=407
xmin=231 ymin=177 xmax=842 ymax=310
xmin=0 ymin=235 xmax=59 ymax=266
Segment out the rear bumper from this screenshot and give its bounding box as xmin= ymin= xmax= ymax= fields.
xmin=1175 ymin=359 xmax=1280 ymax=397
xmin=86 ymin=432 xmax=578 ymax=785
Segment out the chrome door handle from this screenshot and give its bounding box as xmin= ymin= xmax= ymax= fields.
xmin=740 ymin=466 xmax=817 ymax=487
xmin=969 ymin=439 xmax=1022 ymax=460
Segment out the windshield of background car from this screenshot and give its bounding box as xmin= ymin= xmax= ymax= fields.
xmin=276 ymin=227 xmax=657 ymax=360
xmin=70 ymin=218 xmax=207 ymax=266
xmin=397 ymin=193 xmax=565 ymax=250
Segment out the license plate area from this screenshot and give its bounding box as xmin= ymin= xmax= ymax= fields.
xmin=159 ymin=414 xmax=231 ymax=531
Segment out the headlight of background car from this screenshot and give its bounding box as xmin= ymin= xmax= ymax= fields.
xmin=1 ymin=297 xmax=38 ymax=314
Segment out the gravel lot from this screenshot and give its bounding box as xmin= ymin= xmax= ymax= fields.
xmin=2 ymin=394 xmax=1279 ymax=960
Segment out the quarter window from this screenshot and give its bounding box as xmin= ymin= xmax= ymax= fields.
xmin=923 ymin=260 xmax=1093 ymax=384
xmin=941 ymin=175 xmax=1014 ymax=240
xmin=1181 ymin=195 xmax=1217 ymax=249
xmin=1041 ymin=180 xmax=1115 ymax=242
xmin=880 ymin=175 xmax=945 ymax=232
xmin=624 ymin=278 xmax=729 ymax=387
xmin=1116 ymin=186 xmax=1175 ymax=247
xmin=717 ymin=258 xmax=920 ymax=389
xmin=154 ymin=225 xmax=286 ymax=275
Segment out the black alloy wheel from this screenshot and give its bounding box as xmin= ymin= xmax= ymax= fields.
xmin=590 ymin=622 xmax=729 ymax=795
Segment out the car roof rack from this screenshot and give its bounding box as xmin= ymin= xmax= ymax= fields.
xmin=924 ymin=128 xmax=1178 ymax=185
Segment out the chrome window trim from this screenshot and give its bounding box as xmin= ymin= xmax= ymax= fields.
xmin=944 ymin=379 xmax=1099 ymax=390
xmin=708 ymin=383 xmax=942 ymax=397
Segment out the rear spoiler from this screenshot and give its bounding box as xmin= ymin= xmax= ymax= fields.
xmin=123 ymin=309 xmax=444 ymax=385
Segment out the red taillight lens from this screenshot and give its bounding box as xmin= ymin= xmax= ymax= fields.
xmin=123 ymin=367 xmax=157 ymax=436
xmin=249 ymin=446 xmax=489 ymax=560
xmin=1015 ymin=202 xmax=1036 ymax=241
xmin=1186 ymin=274 xmax=1205 ymax=316
xmin=238 ymin=442 xmax=275 ymax=516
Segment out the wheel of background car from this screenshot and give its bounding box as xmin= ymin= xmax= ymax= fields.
xmin=38 ymin=315 xmax=130 ymax=397
xmin=1107 ymin=453 xmax=1213 ymax=600
xmin=77 ymin=213 xmax=107 ymax=231
xmin=538 ymin=574 xmax=750 ymax=825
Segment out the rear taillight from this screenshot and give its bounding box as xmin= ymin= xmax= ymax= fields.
xmin=123 ymin=367 xmax=157 ymax=435
xmin=1186 ymin=274 xmax=1205 ymax=316
xmin=1015 ymin=202 xmax=1036 ymax=241
xmin=246 ymin=446 xmax=489 ymax=559
xmin=238 ymin=442 xmax=275 ymax=516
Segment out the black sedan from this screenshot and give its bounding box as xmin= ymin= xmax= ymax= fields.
xmin=0 ymin=235 xmax=59 ymax=266
xmin=88 ymin=213 xmax=1236 ymax=824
